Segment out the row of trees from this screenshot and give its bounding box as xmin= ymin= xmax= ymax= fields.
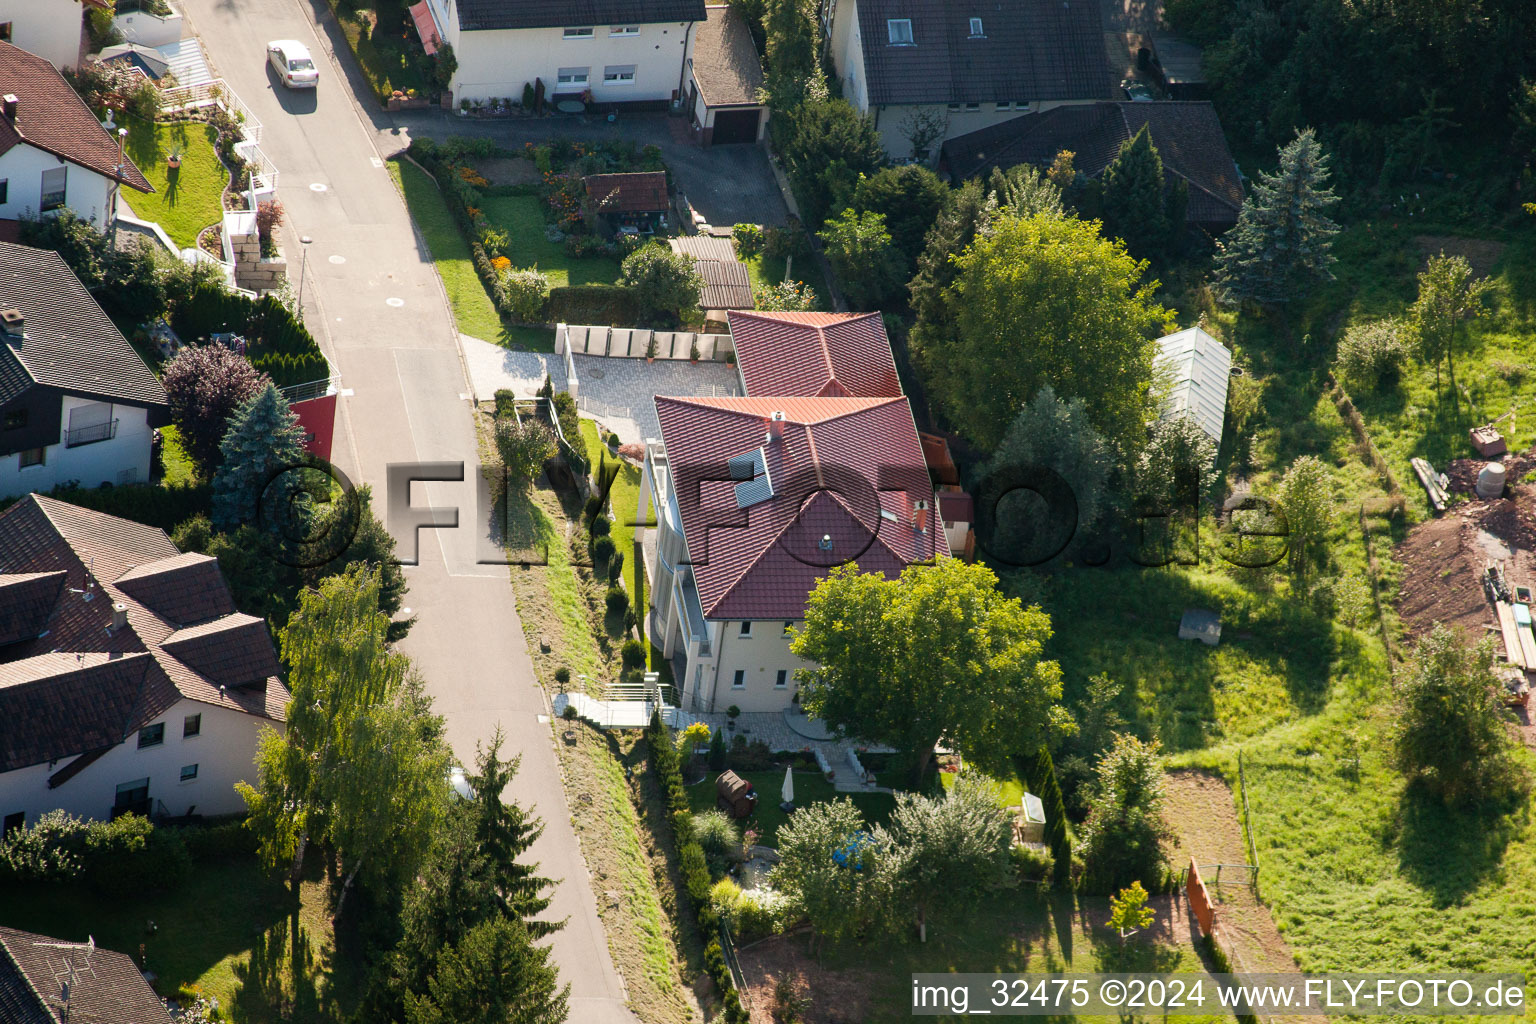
xmin=239 ymin=568 xmax=570 ymax=1023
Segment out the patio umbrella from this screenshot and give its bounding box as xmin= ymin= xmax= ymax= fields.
xmin=781 ymin=765 xmax=795 ymax=806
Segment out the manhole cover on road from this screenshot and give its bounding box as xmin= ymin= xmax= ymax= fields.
xmin=385 ymin=297 xmax=405 ymax=307
xmin=328 ymin=254 xmax=346 ymax=264
xmin=310 ymin=182 xmax=328 ymax=192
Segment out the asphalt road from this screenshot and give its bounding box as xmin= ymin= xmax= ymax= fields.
xmin=175 ymin=1 xmax=637 ymax=1019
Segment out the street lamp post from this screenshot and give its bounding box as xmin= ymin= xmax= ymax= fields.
xmin=297 ymin=235 xmax=314 ymax=310
xmin=107 ymin=125 xmax=128 ymax=248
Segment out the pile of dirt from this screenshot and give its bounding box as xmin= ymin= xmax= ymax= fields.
xmin=1396 ymin=494 xmax=1536 ymax=642
xmin=1441 ymin=449 xmax=1536 ymax=497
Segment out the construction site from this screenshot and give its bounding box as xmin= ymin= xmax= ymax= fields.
xmin=1399 ymin=412 xmax=1536 ymax=721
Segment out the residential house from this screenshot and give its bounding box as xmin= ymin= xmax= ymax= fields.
xmin=0 ymin=0 xmax=108 ymax=72
xmin=0 ymin=494 xmax=290 ymax=831
xmin=669 ymin=234 xmax=752 ymax=314
xmin=0 ymin=241 xmax=169 ymax=500
xmin=940 ymin=101 xmax=1244 ymax=233
xmin=641 ymin=311 xmax=966 ymax=713
xmin=684 ymin=5 xmax=767 ymax=145
xmin=0 ymin=41 xmax=154 ymax=233
xmin=585 ymin=171 xmax=670 ymax=234
xmin=824 ymin=0 xmax=1114 ymax=162
xmin=1154 ymin=324 xmax=1231 ymax=446
xmin=413 ymin=0 xmax=706 ymax=109
xmin=0 ymin=925 xmax=173 ymax=1024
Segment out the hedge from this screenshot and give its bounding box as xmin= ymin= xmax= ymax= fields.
xmin=170 ymin=285 xmax=329 ymax=388
xmin=547 ymin=284 xmax=639 ymax=327
xmin=646 ymin=711 xmax=750 ymax=1024
xmin=0 ymin=481 xmax=213 ymax=532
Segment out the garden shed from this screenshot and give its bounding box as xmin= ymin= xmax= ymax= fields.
xmin=716 ymin=770 xmax=757 ymax=819
xmin=1013 ymin=792 xmax=1047 ymax=846
xmin=584 ymin=171 xmax=670 ymax=234
xmin=1154 ymin=325 xmax=1232 ymax=446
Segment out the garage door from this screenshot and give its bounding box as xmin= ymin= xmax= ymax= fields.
xmin=712 ymin=108 xmax=760 ymax=145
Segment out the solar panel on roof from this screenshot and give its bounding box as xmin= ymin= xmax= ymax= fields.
xmin=728 ymin=447 xmax=774 ymax=508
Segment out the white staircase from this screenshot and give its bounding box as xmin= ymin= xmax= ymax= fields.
xmin=553 ymin=691 xmax=703 ymax=731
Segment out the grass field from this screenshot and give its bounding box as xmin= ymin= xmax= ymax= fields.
xmin=157 ymin=424 xmax=199 ymax=487
xmin=580 ymin=420 xmax=650 ymax=651
xmin=333 ymin=0 xmax=429 ymax=102
xmin=481 ymin=194 xmax=622 ymax=288
xmin=686 ymin=767 xmax=898 ymax=845
xmin=743 ymin=248 xmax=832 ymax=310
xmin=123 ymin=120 xmax=226 ymax=248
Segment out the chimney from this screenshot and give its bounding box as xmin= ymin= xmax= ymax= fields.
xmin=767 ymin=409 xmax=786 ymax=443
xmin=2 ymin=94 xmax=17 ymax=120
xmin=913 ymin=499 xmax=930 ymax=535
xmin=0 ymin=308 xmax=22 ymax=338
xmin=109 ymin=601 xmax=128 ymax=632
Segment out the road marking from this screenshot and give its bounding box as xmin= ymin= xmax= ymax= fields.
xmin=310 ymin=182 xmax=328 ymax=192
xmin=339 ymin=388 xmax=356 ymax=396
xmin=386 ymin=297 xmax=405 ymax=307
xmin=537 ymin=715 xmax=550 ymax=724
xmin=370 ymin=156 xmax=384 ymax=168
xmin=329 ymin=254 xmax=346 ymax=264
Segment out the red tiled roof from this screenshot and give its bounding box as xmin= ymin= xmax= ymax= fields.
xmin=408 ymin=0 xmax=442 ymax=55
xmin=919 ymin=431 xmax=960 ymax=487
xmin=726 ymin=310 xmax=902 ymax=399
xmin=584 ymin=171 xmax=669 ymax=213
xmin=0 ymin=494 xmax=288 ymax=773
xmin=0 ymin=925 xmax=172 ymax=1024
xmin=654 ymin=395 xmax=943 ymax=620
xmin=0 ymin=42 xmax=152 ymax=193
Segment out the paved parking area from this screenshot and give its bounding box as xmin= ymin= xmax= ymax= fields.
xmin=459 ymin=336 xmax=740 ymax=443
xmin=393 ymin=110 xmax=789 ymax=229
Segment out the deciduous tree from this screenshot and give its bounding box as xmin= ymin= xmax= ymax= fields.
xmin=771 ymin=799 xmax=889 ymax=952
xmin=620 ymin=243 xmax=702 ymax=326
xmin=817 ymin=208 xmax=904 ymax=310
xmin=161 ymin=344 xmax=269 ymax=476
xmin=1409 ymin=252 xmax=1490 ymax=411
xmin=1275 ymin=454 xmax=1333 ymax=582
xmin=1078 ymin=734 xmax=1170 ymax=894
xmin=851 ymin=164 xmax=951 ymax=269
xmin=792 ymin=559 xmax=1069 ymax=785
xmin=495 ymin=417 xmax=556 ymax=482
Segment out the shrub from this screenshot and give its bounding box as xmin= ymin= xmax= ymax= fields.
xmin=763 ymin=224 xmax=811 ymax=262
xmin=554 ymin=666 xmax=571 ymax=684
xmin=590 ymin=515 xmax=612 ymax=537
xmin=88 ymin=825 xmax=191 ymax=896
xmin=548 ymin=284 xmax=639 ymax=326
xmin=735 ymin=888 xmax=790 ymax=942
xmin=1336 ymin=318 xmax=1409 ymax=393
xmin=493 ymin=388 xmax=518 ymax=419
xmin=755 ymin=279 xmax=818 ymax=312
xmin=605 ymin=586 xmax=630 ymax=615
xmin=494 ymin=267 xmax=551 ymax=323
xmin=621 ymin=637 xmax=646 ymax=669
xmin=608 ymin=550 xmax=624 ymax=582
xmin=593 ymin=534 xmax=617 ymax=563
xmin=179 ymin=821 xmax=257 ymax=862
xmin=1010 ymin=843 xmax=1055 ymax=884
xmin=255 ymin=199 xmax=285 ymax=242
xmin=0 ymin=811 xmax=87 ymax=881
xmin=584 ymin=495 xmax=604 ymax=521
xmin=709 ymin=876 xmax=745 ymax=927
xmin=728 ymin=739 xmax=774 ymax=772
xmin=495 ymin=416 xmax=556 ymax=479
xmin=619 ymin=244 xmax=701 ymax=326
xmin=732 ymin=222 xmax=765 ymax=260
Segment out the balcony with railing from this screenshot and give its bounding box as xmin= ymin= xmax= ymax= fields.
xmin=65 ymin=419 xmax=118 ymax=448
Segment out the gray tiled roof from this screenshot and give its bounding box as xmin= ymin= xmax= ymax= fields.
xmin=457 ymin=0 xmax=705 ymax=31
xmin=0 ymin=242 xmax=167 ymax=409
xmin=0 ymin=926 xmax=173 ymax=1024
xmin=690 ymin=4 xmax=763 ymax=107
xmin=856 ymin=0 xmax=1114 ymax=107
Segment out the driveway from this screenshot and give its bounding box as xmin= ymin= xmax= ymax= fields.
xmin=393 ymin=108 xmax=790 ymax=229
xmin=178 ymin=1 xmax=639 ymax=1020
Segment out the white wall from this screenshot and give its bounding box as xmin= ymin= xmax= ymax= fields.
xmin=828 ymin=0 xmax=865 ymax=113
xmin=0 ymin=699 xmax=280 ymax=825
xmin=0 ymin=401 xmax=152 ymax=500
xmin=450 ymin=21 xmax=696 ymax=106
xmin=0 ymin=144 xmax=116 ymax=228
xmin=112 ymin=1 xmax=183 ymax=49
xmin=687 ymin=619 xmax=808 ymax=713
xmin=0 ymin=0 xmax=84 ymax=71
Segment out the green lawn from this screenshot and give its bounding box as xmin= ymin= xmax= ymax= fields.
xmin=334 ymin=0 xmax=429 ymax=102
xmin=743 ymin=248 xmax=832 ymax=310
xmin=158 ymin=423 xmax=199 ymax=488
xmin=580 ymin=420 xmax=649 ymax=652
xmin=123 ymin=120 xmax=226 ymax=248
xmin=687 ymin=767 xmax=898 ymax=845
xmin=481 ymin=194 xmax=622 ymax=287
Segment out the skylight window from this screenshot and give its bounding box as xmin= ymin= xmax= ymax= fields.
xmin=887 ymin=18 xmax=913 ymax=45
xmin=970 ymin=17 xmax=985 ymax=37
xmin=728 ymin=448 xmax=774 ymax=508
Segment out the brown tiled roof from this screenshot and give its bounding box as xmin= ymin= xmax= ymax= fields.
xmin=585 ymin=172 xmax=669 ymax=213
xmin=855 ymin=0 xmax=1114 ymax=107
xmin=940 ymin=101 xmax=1244 ymax=225
xmin=726 ymin=311 xmax=901 ymax=399
xmin=457 ymin=0 xmax=704 ymax=30
xmin=669 ymin=234 xmax=736 ymax=261
xmin=654 ymin=395 xmax=942 ymax=620
xmin=0 ymin=494 xmax=287 ymax=773
xmin=691 ymin=6 xmax=764 ymax=107
xmin=0 ymin=242 xmax=168 ymax=410
xmin=0 ymin=42 xmax=152 ymax=193
xmin=919 ymin=431 xmax=960 ymax=487
xmin=696 ymin=259 xmax=753 ymax=310
xmin=0 ymin=925 xmax=173 ymax=1024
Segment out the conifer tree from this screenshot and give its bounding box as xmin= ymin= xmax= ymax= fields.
xmin=1101 ymin=125 xmax=1168 ymax=256
xmin=211 ymin=382 xmax=306 ymax=531
xmin=1214 ymin=127 xmax=1339 ymax=306
xmin=469 ymin=730 xmax=561 ymax=937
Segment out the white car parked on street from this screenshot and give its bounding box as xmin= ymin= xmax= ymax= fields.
xmin=268 ymin=40 xmax=318 ymax=89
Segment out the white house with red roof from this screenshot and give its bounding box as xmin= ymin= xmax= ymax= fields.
xmin=640 ymin=311 xmax=967 ymax=713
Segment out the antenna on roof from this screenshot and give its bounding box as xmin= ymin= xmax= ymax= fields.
xmin=33 ymin=935 xmax=96 ymax=1022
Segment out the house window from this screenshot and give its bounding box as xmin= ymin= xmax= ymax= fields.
xmin=114 ymin=778 xmax=149 ymax=812
xmin=775 ymin=670 xmax=788 ymax=688
xmin=65 ymin=401 xmax=115 ymax=448
xmin=732 ymin=670 xmax=745 ymax=688
xmin=603 ymin=65 xmax=637 ymax=85
xmin=183 ymin=713 xmax=201 ymax=738
xmin=556 ymin=67 xmax=590 ymax=87
xmin=0 ymin=24 xmax=11 ymax=43
xmin=18 ymin=447 xmax=43 ymax=469
xmin=964 ymin=102 xmax=981 ymax=111
xmin=563 ymin=26 xmax=594 ymax=39
xmin=137 ymin=723 xmax=164 ymax=748
xmin=2 ymin=811 xmax=22 ymax=837
xmin=610 ymin=25 xmax=640 ymax=36
xmin=180 ymin=763 xmax=199 ymax=781
xmin=970 ymin=17 xmax=984 ymax=37
xmin=739 ymin=621 xmax=752 ymax=638
xmin=40 ymin=167 xmax=65 ymax=212
xmin=886 ymin=18 xmax=913 ymax=44
xmin=947 ymin=102 xmax=960 ymax=111
xmin=782 ymin=620 xmax=794 ymax=637
xmin=0 ymin=179 xmax=9 ymax=205
xmin=2 ymin=408 xmax=23 ymax=430
xmin=996 ymin=101 xmax=1012 ymax=111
